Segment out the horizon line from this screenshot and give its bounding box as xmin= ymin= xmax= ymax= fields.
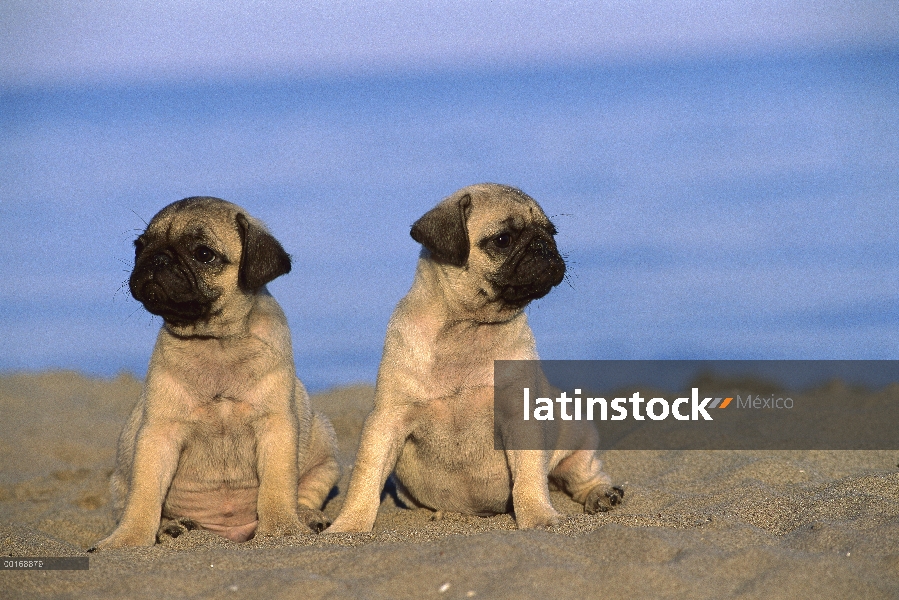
xmin=3 ymin=40 xmax=896 ymax=95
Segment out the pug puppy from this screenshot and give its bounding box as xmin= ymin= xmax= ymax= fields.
xmin=328 ymin=183 xmax=622 ymax=532
xmin=90 ymin=197 xmax=339 ymax=550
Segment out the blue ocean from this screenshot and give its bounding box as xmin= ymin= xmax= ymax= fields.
xmin=1 ymin=47 xmax=897 ymax=391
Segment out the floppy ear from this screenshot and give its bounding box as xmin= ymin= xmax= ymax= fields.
xmin=236 ymin=213 xmax=292 ymax=291
xmin=410 ymin=193 xmax=472 ymax=266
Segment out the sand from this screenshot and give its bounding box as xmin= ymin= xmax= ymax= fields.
xmin=1 ymin=371 xmax=898 ymax=599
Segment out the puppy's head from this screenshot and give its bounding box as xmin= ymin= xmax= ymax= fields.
xmin=411 ymin=183 xmax=565 ymax=319
xmin=129 ymin=197 xmax=290 ymax=330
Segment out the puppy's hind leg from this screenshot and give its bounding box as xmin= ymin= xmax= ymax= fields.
xmin=156 ymin=517 xmax=200 ymax=542
xmin=109 ymin=469 xmax=129 ymax=519
xmin=584 ymin=483 xmax=625 ymax=514
xmin=549 ymin=449 xmax=624 ymax=514
xmin=296 ymin=412 xmax=341 ymax=532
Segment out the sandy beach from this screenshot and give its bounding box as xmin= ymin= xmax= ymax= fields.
xmin=1 ymin=370 xmax=898 ymax=599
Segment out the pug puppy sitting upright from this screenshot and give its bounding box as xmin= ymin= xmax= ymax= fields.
xmin=91 ymin=197 xmax=340 ymax=550
xmin=328 ymin=183 xmax=622 ymax=532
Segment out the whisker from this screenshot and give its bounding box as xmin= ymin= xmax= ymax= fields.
xmin=123 ymin=306 xmax=143 ymax=323
xmin=131 ymin=209 xmax=149 ymax=226
xmin=112 ymin=279 xmax=131 ymax=299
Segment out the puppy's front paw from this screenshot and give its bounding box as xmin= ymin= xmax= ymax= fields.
xmin=584 ymin=485 xmax=625 ymax=514
xmin=325 ymin=515 xmax=373 ymax=533
xmin=298 ymin=508 xmax=331 ymax=533
xmin=88 ymin=526 xmax=157 ymax=551
xmin=255 ymin=512 xmax=305 ymax=538
xmin=515 ymin=506 xmax=562 ymax=529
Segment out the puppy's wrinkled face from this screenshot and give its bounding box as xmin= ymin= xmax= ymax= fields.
xmin=129 ymin=197 xmax=290 ymax=328
xmin=411 ymin=184 xmax=566 ymax=318
xmin=468 ymin=199 xmax=565 ymax=309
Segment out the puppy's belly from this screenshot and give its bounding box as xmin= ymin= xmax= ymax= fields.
xmin=393 ymin=388 xmax=514 ymax=514
xmin=163 ymin=481 xmax=259 ymax=542
xmin=394 ymin=438 xmax=513 ymax=516
xmin=162 ymin=434 xmax=261 ymax=542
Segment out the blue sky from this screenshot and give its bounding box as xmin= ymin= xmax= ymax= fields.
xmin=2 ymin=2 xmax=897 ymax=389
xmin=2 ymin=1 xmax=897 ymax=86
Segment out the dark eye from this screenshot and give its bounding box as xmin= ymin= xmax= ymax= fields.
xmin=493 ymin=232 xmax=512 ymax=249
xmin=193 ymin=245 xmax=216 ymax=264
xmin=134 ymin=238 xmax=144 ymax=258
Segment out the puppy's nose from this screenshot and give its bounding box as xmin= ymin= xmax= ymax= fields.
xmin=531 ymin=237 xmax=557 ymax=259
xmin=150 ymin=252 xmax=173 ymax=269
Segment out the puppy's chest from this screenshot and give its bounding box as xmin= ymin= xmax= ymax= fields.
xmin=416 ymin=385 xmax=494 ymax=433
xmin=423 ymin=327 xmax=530 ymax=398
xmin=411 ymin=344 xmax=506 ymax=429
xmin=427 ymin=353 xmax=493 ymax=398
xmin=163 ymin=341 xmax=280 ymax=424
xmin=188 ymin=392 xmax=259 ymax=434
